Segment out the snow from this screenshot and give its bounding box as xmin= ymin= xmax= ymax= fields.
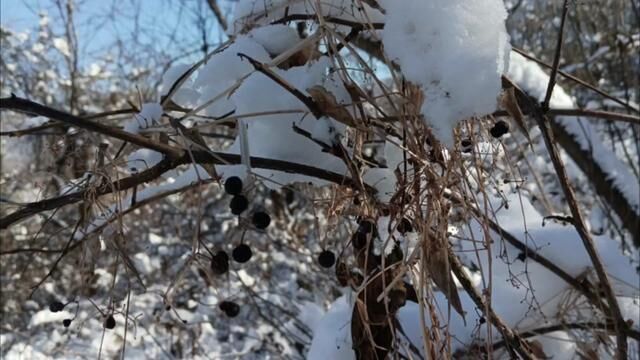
xmin=310 ymin=116 xmax=339 ymax=145
xmin=197 ymin=40 xmax=349 ymax=188
xmin=307 ymin=295 xmax=354 ymax=360
xmin=381 ymin=0 xmax=510 ymax=147
xmin=29 ymin=309 xmax=75 ymax=327
xmin=52 ymin=37 xmax=71 ymax=57
xmin=508 ymin=52 xmax=640 ymax=214
xmin=123 ymin=103 xmax=164 ymax=134
xmin=458 ymin=192 xmax=639 ymax=327
xmin=249 ymin=24 xmax=301 ymax=57
xmin=127 ymin=148 xmax=163 ymax=172
xmin=194 ymin=36 xmax=271 ymax=118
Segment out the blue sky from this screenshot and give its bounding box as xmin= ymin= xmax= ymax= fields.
xmin=1 ymin=0 xmax=229 ymax=64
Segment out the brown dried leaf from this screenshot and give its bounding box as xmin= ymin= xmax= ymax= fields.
xmin=427 ymin=245 xmax=465 ymax=320
xmin=307 ymin=85 xmax=356 ymax=126
xmin=527 ymin=340 xmax=549 ymax=359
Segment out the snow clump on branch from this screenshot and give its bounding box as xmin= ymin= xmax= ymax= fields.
xmin=381 ymin=0 xmax=511 ymax=147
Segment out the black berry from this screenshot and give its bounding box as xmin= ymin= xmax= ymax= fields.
xmin=211 ymin=250 xmax=230 ymax=275
xmin=283 ymin=187 xmax=295 ymax=205
xmin=352 ymin=231 xmax=368 ymax=249
xmin=229 ymin=195 xmax=249 ymax=215
xmin=461 ymin=139 xmax=472 ymax=153
xmin=252 ymin=211 xmax=271 ymax=229
xmin=516 ymin=252 xmax=527 ymax=262
xmin=232 ymin=244 xmax=252 ymax=263
xmin=318 ymin=250 xmax=336 ymax=268
xmin=49 ymin=301 xmax=65 ymax=312
xmin=397 ymin=218 xmax=413 ymax=234
xmin=224 ymin=176 xmax=243 ymax=195
xmin=490 ymin=120 xmax=509 ymax=138
xmin=62 ymin=319 xmax=72 ymax=327
xmin=104 ymin=315 xmax=116 ymax=329
xmin=219 ymin=301 xmax=240 ymax=317
xmin=479 ymin=316 xmax=486 ymax=324
xmin=358 ymin=219 xmax=374 ymax=234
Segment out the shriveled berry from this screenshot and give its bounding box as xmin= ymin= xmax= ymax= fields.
xmin=490 ymin=120 xmax=509 ymax=138
xmin=397 ymin=218 xmax=413 ymax=234
xmin=229 ymin=195 xmax=248 ymax=215
xmin=232 ymin=244 xmax=252 ymax=263
xmin=358 ymin=220 xmax=374 ymax=234
xmin=318 ymin=250 xmax=336 ymax=268
xmin=252 ymin=211 xmax=271 ymax=229
xmin=104 ymin=315 xmax=116 ymax=329
xmin=461 ymin=139 xmax=473 ymax=153
xmin=224 ymin=176 xmax=243 ymax=195
xmin=219 ymin=301 xmax=240 ymax=317
xmin=62 ymin=319 xmax=72 ymax=327
xmin=335 ymin=262 xmax=349 ymax=287
xmin=283 ymin=187 xmax=295 ymax=205
xmin=49 ymin=301 xmax=65 ymax=312
xmin=386 ymin=243 xmax=404 ymax=264
xmin=211 ymin=251 xmax=230 ymax=275
xmin=352 ymin=231 xmax=368 ymax=249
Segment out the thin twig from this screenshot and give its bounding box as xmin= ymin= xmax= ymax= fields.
xmin=541 ymin=0 xmax=570 ymax=112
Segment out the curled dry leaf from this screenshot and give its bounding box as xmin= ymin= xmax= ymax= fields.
xmin=307 ymin=85 xmax=356 ymax=127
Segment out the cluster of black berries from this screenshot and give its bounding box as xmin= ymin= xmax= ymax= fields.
xmin=223 ymin=176 xmax=276 ymax=265
xmin=225 ymin=177 xmax=272 ymax=228
xmin=225 ymin=177 xmax=248 ymax=215
xmin=210 ymin=243 xmax=252 ymax=270
xmin=50 ymin=300 xmax=115 ymax=329
xmin=50 ymin=301 xmax=75 ymax=328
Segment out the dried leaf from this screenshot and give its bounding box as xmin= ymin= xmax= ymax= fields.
xmin=425 ymin=230 xmax=465 ymax=320
xmin=428 ymin=250 xmax=466 ymax=320
xmin=527 ymin=340 xmax=549 ymax=359
xmin=307 ymin=85 xmax=356 ymax=126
